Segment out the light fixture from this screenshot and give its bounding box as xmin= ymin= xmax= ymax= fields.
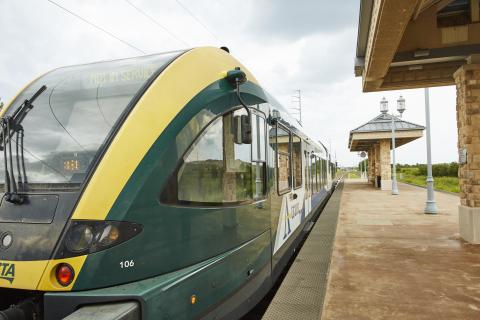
xmin=397 ymin=95 xmax=406 ymax=115
xmin=380 ymin=97 xmax=388 ymax=114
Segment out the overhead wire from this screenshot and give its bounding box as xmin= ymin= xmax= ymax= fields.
xmin=173 ymin=0 xmax=252 ymax=66
xmin=124 ymin=0 xmax=190 ymax=48
xmin=46 ymin=0 xmax=147 ymax=54
xmin=174 ymin=0 xmax=222 ymax=44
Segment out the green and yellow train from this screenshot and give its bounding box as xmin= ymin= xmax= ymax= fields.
xmin=0 ymin=47 xmax=336 ymax=319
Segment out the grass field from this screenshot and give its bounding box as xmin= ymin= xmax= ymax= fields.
xmin=346 ymin=171 xmax=361 ymax=179
xmin=398 ymin=169 xmax=459 ymax=193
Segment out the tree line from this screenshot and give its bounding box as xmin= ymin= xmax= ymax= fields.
xmin=358 ymin=161 xmax=459 ymax=177
xmin=398 ymin=162 xmax=459 ymax=177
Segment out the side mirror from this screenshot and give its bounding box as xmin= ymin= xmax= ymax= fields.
xmin=233 ymin=115 xmax=252 ymax=144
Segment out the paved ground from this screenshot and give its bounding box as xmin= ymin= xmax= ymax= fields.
xmin=323 ymin=179 xmax=480 ymax=319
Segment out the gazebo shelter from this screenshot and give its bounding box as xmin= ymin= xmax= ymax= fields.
xmin=349 ymin=112 xmax=425 ymax=190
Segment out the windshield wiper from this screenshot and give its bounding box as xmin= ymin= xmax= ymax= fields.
xmin=1 ymin=85 xmax=47 ymax=204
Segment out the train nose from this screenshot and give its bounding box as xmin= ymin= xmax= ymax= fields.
xmin=0 ymin=193 xmax=77 ymax=291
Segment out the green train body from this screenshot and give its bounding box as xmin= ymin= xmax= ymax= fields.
xmin=0 ymin=47 xmax=336 ymax=319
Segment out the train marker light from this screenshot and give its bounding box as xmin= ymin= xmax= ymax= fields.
xmin=190 ymin=295 xmax=197 ymax=305
xmin=1 ymin=233 xmax=12 ymax=249
xmin=56 ymin=263 xmax=74 ymax=287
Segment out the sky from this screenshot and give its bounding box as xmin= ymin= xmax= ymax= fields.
xmin=0 ymin=0 xmax=458 ymax=167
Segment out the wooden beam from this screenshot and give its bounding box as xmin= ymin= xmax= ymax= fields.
xmin=413 ymin=0 xmax=440 ymax=20
xmin=379 ymin=60 xmax=462 ymax=90
xmin=471 ymin=0 xmax=480 ymax=22
xmin=436 ymin=0 xmax=455 ymax=11
xmin=413 ymin=0 xmax=426 ymax=20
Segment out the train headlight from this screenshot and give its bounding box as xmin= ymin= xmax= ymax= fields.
xmin=57 ymin=220 xmax=143 ymax=259
xmin=97 ymin=224 xmax=120 ymax=247
xmin=65 ymin=225 xmax=94 ymax=252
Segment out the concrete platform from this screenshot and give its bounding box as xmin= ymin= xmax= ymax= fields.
xmin=323 ymin=180 xmax=480 ymax=319
xmin=261 ymin=179 xmax=480 ymax=320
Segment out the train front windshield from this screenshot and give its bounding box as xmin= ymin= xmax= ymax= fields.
xmin=0 ymin=51 xmax=181 ymax=191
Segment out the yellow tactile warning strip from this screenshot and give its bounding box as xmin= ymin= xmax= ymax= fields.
xmin=261 ymin=182 xmax=343 ymax=320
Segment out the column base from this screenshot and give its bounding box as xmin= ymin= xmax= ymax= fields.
xmin=381 ymin=180 xmax=392 ymax=191
xmin=459 ymin=205 xmax=480 ymax=244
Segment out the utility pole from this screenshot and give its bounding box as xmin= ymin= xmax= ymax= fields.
xmin=291 ymin=89 xmax=302 ymax=125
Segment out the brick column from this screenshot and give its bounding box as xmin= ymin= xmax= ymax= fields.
xmin=368 ymin=148 xmax=375 ymax=185
xmin=380 ymin=139 xmax=392 ymax=191
xmin=374 ymin=143 xmax=381 ymax=188
xmin=454 ymin=63 xmax=480 ymax=243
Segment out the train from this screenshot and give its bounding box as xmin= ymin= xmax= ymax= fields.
xmin=0 ymin=46 xmax=336 ymax=320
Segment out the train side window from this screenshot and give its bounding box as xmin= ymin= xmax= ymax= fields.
xmin=316 ymin=156 xmax=320 ymax=192
xmin=309 ymin=152 xmax=315 ymax=193
xmin=275 ymin=124 xmax=291 ymax=195
xmin=292 ymin=134 xmax=302 ymax=189
xmin=252 ymin=113 xmax=267 ymax=199
xmin=319 ymin=158 xmax=323 ymax=189
xmin=323 ymin=159 xmax=327 ymax=187
xmin=321 ymin=159 xmax=325 ymax=189
xmin=304 ymin=151 xmax=310 ymax=194
xmin=175 ymin=109 xmax=252 ymax=204
xmin=311 ymin=155 xmax=316 ymax=192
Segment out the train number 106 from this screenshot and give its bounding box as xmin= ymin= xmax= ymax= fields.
xmin=120 ymin=260 xmax=135 ymax=269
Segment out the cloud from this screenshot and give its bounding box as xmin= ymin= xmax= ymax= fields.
xmin=247 ymin=0 xmax=359 ymax=41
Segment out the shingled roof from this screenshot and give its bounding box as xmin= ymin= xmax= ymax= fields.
xmin=349 ymin=113 xmax=425 ymax=152
xmin=351 ymin=113 xmax=425 ymax=133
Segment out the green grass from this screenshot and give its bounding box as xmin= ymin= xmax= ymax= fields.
xmin=398 ymin=173 xmax=460 ymax=193
xmin=346 ymin=171 xmax=361 ymax=179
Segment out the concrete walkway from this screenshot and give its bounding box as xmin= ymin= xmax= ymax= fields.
xmin=323 ymin=180 xmax=480 ymax=319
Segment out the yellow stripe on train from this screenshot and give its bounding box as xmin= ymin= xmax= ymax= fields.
xmin=0 ymin=256 xmax=85 ymax=291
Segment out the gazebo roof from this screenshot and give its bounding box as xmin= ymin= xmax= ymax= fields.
xmin=349 ymin=113 xmax=425 ymax=152
xmin=351 ymin=113 xmax=425 ymax=133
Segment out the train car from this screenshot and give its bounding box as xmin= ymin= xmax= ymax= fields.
xmin=0 ymin=47 xmax=336 ymax=320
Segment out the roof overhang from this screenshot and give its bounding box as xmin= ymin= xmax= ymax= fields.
xmin=355 ymin=0 xmax=480 ymax=92
xmin=349 ymin=129 xmax=424 ymax=151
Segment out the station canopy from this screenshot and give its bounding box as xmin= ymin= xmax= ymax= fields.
xmin=355 ymin=0 xmax=480 ymax=92
xmin=349 ymin=113 xmax=425 ymax=151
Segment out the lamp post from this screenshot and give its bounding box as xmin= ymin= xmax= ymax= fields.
xmin=360 ymin=151 xmax=367 ymax=179
xmin=380 ymin=96 xmax=406 ymax=195
xmin=424 ymin=88 xmax=438 ymax=214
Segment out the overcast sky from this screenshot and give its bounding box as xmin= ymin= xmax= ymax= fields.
xmin=0 ymin=0 xmax=458 ymax=167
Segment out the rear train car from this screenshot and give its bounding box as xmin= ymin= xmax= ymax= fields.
xmin=0 ymin=47 xmax=336 ymax=320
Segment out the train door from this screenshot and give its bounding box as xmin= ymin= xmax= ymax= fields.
xmin=270 ymin=124 xmax=304 ymax=255
xmin=291 ymin=133 xmax=303 ymax=220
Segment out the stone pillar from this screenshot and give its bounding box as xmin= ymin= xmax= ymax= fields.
xmin=374 ymin=144 xmax=381 ymax=188
xmin=454 ymin=62 xmax=480 ymax=243
xmin=368 ymin=149 xmax=375 ymax=185
xmin=380 ymin=139 xmax=392 ymax=191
